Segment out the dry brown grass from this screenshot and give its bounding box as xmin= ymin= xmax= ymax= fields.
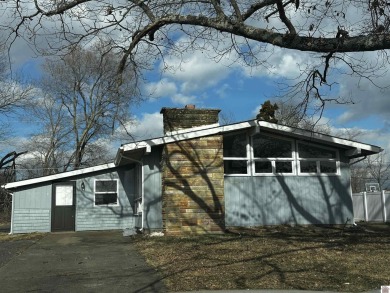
xmin=0 ymin=232 xmax=44 ymax=242
xmin=134 ymin=224 xmax=390 ymax=292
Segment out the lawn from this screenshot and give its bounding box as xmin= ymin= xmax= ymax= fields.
xmin=134 ymin=224 xmax=390 ymax=292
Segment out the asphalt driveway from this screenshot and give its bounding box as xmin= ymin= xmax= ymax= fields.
xmin=0 ymin=231 xmax=166 ymax=293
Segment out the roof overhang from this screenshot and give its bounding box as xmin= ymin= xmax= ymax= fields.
xmin=116 ymin=120 xmax=382 ymax=164
xmin=3 ymin=163 xmax=117 ymax=190
xmin=115 ymin=142 xmax=151 ymax=165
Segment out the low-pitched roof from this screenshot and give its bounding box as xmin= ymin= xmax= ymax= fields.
xmin=3 ymin=119 xmax=383 ymax=190
xmin=3 ymin=163 xmax=117 ymax=190
xmin=115 ymin=119 xmax=382 ymax=165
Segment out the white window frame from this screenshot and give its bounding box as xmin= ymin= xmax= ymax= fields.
xmin=223 ymin=131 xmax=250 ymax=176
xmin=251 ymin=133 xmax=296 ymax=176
xmin=296 ymin=142 xmax=340 ymax=176
xmin=94 ymin=179 xmax=119 ymax=207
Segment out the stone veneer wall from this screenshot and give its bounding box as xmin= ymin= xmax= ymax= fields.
xmin=160 ymin=106 xmax=224 ymax=235
xmin=161 ymin=136 xmax=225 ymax=235
xmin=161 ymin=107 xmax=220 ymax=133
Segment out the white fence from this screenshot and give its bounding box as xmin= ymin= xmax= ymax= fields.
xmin=352 ymin=191 xmax=390 ymax=222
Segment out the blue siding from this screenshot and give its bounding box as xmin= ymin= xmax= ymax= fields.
xmin=143 ymin=147 xmax=163 ymax=230
xmin=12 ymin=184 xmax=52 ymax=233
xmin=225 ymin=160 xmax=353 ymax=226
xmin=75 ymin=168 xmax=136 ymax=231
xmin=12 ymin=166 xmax=138 ymax=233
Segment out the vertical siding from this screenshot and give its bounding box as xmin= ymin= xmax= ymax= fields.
xmin=365 ymin=193 xmax=384 ymax=222
xmin=225 ymin=159 xmax=353 ymax=227
xmin=12 ymin=184 xmax=52 ymax=233
xmin=75 ymin=168 xmax=136 ymax=231
xmin=143 ymin=147 xmax=163 ymax=230
xmin=352 ymin=193 xmax=365 ymax=221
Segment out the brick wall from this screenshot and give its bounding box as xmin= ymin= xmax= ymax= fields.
xmin=160 ymin=106 xmax=225 ymax=235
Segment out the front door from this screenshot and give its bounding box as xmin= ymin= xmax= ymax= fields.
xmin=52 ymin=182 xmax=76 ymax=231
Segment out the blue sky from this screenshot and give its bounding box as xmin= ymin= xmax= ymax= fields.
xmin=3 ymin=34 xmax=390 ymax=157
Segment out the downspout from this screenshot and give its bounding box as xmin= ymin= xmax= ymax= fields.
xmin=118 ymin=146 xmax=150 ymax=232
xmin=9 ymin=192 xmax=14 ymax=235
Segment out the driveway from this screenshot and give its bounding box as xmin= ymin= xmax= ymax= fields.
xmin=0 ymin=231 xmax=166 ymax=293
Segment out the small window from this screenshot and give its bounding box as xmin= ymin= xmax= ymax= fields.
xmin=223 ymin=132 xmax=247 ymax=157
xmin=253 ymin=134 xmax=292 ymax=158
xmin=300 ymin=161 xmax=317 ymax=173
xmin=223 ymin=132 xmax=248 ymax=175
xmin=275 ymin=161 xmax=293 ymax=173
xmin=95 ymin=180 xmax=118 ymax=206
xmin=255 ymin=161 xmax=272 ymax=173
xmin=252 ymin=134 xmax=294 ymax=175
xmin=298 ymin=143 xmax=339 ymax=175
xmin=224 ymin=160 xmax=248 ymax=174
xmin=298 ymin=143 xmax=336 ymax=159
xmin=319 ymin=161 xmax=337 ymax=173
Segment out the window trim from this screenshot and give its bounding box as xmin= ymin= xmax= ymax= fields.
xmin=297 ymin=142 xmax=340 ymax=176
xmin=251 ymin=133 xmax=296 ymax=176
xmin=223 ymin=131 xmax=341 ymax=177
xmin=223 ymin=131 xmax=250 ymax=175
xmin=94 ymin=179 xmax=119 ymax=207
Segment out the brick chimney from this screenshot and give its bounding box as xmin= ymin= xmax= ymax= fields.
xmin=160 ymin=105 xmax=220 ymax=134
xmin=160 ymin=105 xmax=225 ymax=235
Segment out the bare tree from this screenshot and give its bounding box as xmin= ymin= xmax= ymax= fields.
xmin=274 ymin=100 xmax=331 ymax=134
xmin=27 ymin=41 xmax=139 ymax=171
xmin=365 ymin=151 xmax=390 ymax=191
xmin=0 ymin=43 xmax=32 ymax=173
xmin=2 ymin=1 xmax=390 ymax=113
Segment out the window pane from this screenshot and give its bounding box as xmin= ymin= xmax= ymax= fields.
xmin=298 ymin=143 xmax=336 ymax=159
xmin=320 ymin=161 xmax=337 ymax=173
xmin=55 ymin=185 xmax=73 ymax=206
xmin=253 ymin=134 xmax=292 ymax=158
xmin=224 ymin=160 xmax=247 ymax=174
xmin=300 ymin=161 xmax=317 ymax=173
xmin=275 ymin=161 xmax=293 ymax=173
xmin=96 ymin=180 xmax=117 ymax=192
xmin=255 ymin=161 xmax=272 ymax=173
xmin=223 ymin=133 xmax=247 ymax=157
xmin=95 ymin=193 xmax=117 ymax=205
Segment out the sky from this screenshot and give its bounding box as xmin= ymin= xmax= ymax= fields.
xmin=126 ymin=47 xmax=390 ymax=152
xmin=4 ymin=41 xmax=390 ymax=157
xmin=1 ymin=6 xmax=390 ymax=160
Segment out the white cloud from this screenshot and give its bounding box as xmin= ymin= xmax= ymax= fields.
xmin=125 ymin=112 xmax=163 ymax=141
xmin=163 ymin=52 xmax=232 ymax=94
xmin=171 ymin=93 xmax=196 ymax=105
xmin=144 ymin=78 xmax=177 ymax=98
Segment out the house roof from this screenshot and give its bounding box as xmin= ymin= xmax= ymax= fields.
xmin=4 ymin=119 xmax=383 ymax=190
xmin=3 ymin=163 xmax=117 ymax=190
xmin=115 ymin=119 xmax=383 ymax=165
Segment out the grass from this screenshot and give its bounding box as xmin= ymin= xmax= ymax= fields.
xmin=0 ymin=231 xmax=44 ymax=242
xmin=0 ymin=220 xmax=44 ymax=242
xmin=134 ymin=224 xmax=390 ymax=292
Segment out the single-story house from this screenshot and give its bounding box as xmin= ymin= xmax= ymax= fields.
xmin=4 ymin=105 xmax=382 ymax=235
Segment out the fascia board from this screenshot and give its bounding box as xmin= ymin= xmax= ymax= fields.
xmin=121 ymin=121 xmax=257 ymax=152
xmin=257 ymin=121 xmax=382 ymax=153
xmin=3 ymin=163 xmax=117 ymax=190
xmin=120 ymin=119 xmax=381 ymax=157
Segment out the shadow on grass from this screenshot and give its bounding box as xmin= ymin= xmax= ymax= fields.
xmin=133 ymin=224 xmax=390 ymax=292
